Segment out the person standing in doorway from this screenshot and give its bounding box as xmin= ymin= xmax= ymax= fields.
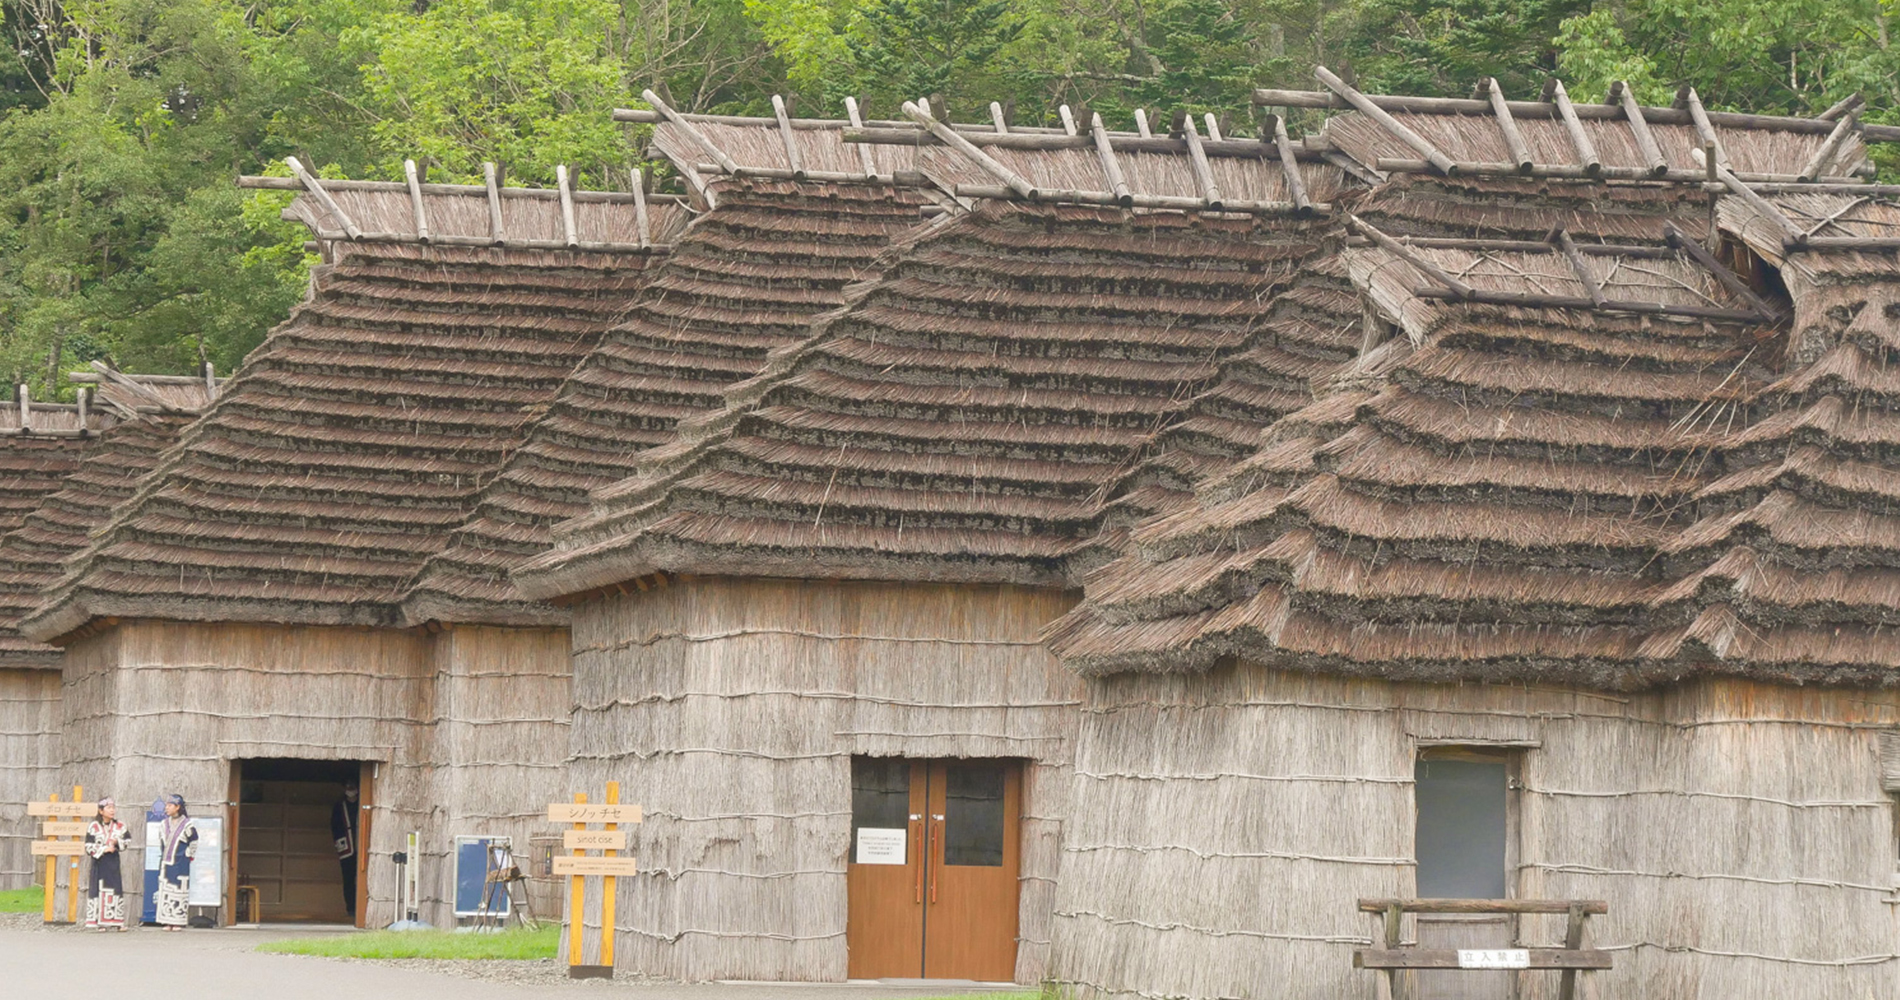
xmin=83 ymin=797 xmax=129 ymax=931
xmin=154 ymin=795 xmax=198 ymax=931
xmin=331 ymin=779 xmax=359 ymax=921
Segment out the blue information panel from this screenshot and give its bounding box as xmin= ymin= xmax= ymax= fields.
xmin=452 ymin=836 xmax=512 ymax=917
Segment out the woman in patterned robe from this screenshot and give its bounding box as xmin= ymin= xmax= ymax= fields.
xmin=83 ymin=797 xmax=129 ymax=930
xmin=155 ymin=794 xmax=198 ymax=930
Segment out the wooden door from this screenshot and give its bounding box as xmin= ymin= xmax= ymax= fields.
xmin=846 ymin=759 xmax=927 ymax=978
xmin=846 ymin=757 xmax=1021 ymax=981
xmin=355 ymin=762 xmax=374 ymax=928
xmin=923 ymin=760 xmax=1021 ymax=981
xmin=1413 ymin=749 xmax=1517 ymax=1000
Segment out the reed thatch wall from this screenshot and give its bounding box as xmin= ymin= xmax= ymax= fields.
xmin=1050 ymin=661 xmax=1900 ymax=1000
xmin=566 ymin=576 xmax=1081 ymax=982
xmin=0 ymin=667 xmax=60 ymax=887
xmin=54 ymin=620 xmax=570 ymax=924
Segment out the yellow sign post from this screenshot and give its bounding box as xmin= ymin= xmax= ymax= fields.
xmin=29 ymin=787 xmax=86 ymax=923
xmin=548 ymin=782 xmax=641 ymax=980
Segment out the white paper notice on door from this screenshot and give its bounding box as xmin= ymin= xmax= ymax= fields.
xmin=855 ymin=827 xmax=907 ymax=865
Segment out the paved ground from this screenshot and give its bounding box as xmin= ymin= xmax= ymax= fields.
xmin=0 ymin=917 xmax=1025 ymax=1000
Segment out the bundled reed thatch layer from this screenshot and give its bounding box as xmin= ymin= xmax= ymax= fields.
xmin=1046 ymin=175 xmax=1799 ymax=686
xmin=1050 ymin=664 xmax=1900 ymax=1000
xmin=516 ymin=195 xmax=1352 ymax=601
xmin=52 ymin=620 xmax=568 ymax=925
xmin=0 ymin=667 xmax=60 ymax=887
xmin=399 ymin=178 xmax=939 ymax=627
xmin=22 ymin=238 xmax=666 ymax=641
xmin=565 ymin=577 xmax=1080 ymax=982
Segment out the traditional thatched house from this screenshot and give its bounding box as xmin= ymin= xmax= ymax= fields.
xmin=18 ymin=176 xmax=688 ymax=923
xmin=512 ymin=103 xmax=1359 ymax=982
xmin=0 ymin=370 xmax=219 ymax=887
xmin=1041 ymin=78 xmax=1900 ymax=1000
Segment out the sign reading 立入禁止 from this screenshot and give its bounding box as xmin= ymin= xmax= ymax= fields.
xmin=1458 ymin=949 xmax=1531 ymax=970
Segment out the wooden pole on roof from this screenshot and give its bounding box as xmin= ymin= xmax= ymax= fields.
xmin=483 ymin=162 xmax=507 ymax=244
xmin=1089 ymin=113 xmax=1133 ymax=207
xmin=1316 ymin=65 xmax=1455 ymax=176
xmin=1553 ymin=230 xmax=1606 ymax=307
xmin=629 ymin=169 xmax=651 ymax=248
xmin=403 ymin=159 xmax=431 ymax=242
xmin=203 ymin=361 xmax=217 ymax=403
xmin=1483 ymin=78 xmax=1533 ymax=174
xmin=901 ymin=100 xmax=1036 ymax=199
xmin=1134 ymin=109 xmax=1153 ymax=138
xmin=76 ymin=386 xmax=89 ymax=428
xmin=770 ymin=95 xmax=806 ymax=179
xmin=1348 ymin=215 xmax=1474 ymax=298
xmin=1609 ymin=82 xmax=1669 ymax=176
xmin=286 ymin=157 xmax=363 ymax=239
xmin=1269 ymin=115 xmax=1312 ymax=216
xmin=556 ymin=165 xmax=579 ymax=247
xmin=1543 ymin=79 xmax=1601 ymax=176
xmin=1699 ymin=154 xmax=1808 ymax=248
xmin=1181 ymin=114 xmax=1225 ymax=210
xmin=843 ymin=97 xmax=878 ymax=179
xmin=989 ymin=101 xmax=1009 ymax=133
xmin=1682 ymin=89 xmax=1730 ymax=171
xmin=1663 ymin=222 xmax=1782 ymax=319
xmin=1800 ymin=110 xmax=1861 ymax=182
xmin=1819 ymin=93 xmax=1865 ymax=121
xmin=643 ymin=88 xmax=743 ymax=175
xmin=1204 ymin=113 xmax=1223 ymax=141
xmin=16 ymin=384 xmax=27 ymax=429
xmin=1058 ymin=105 xmax=1078 ymax=136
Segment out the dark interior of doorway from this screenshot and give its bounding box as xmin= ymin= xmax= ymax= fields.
xmin=235 ymin=758 xmax=362 ymax=924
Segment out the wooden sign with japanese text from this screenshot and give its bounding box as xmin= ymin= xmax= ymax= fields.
xmin=552 ymin=856 xmax=640 ymax=876
xmin=30 ymin=840 xmax=84 ymax=856
xmin=548 ymin=783 xmax=641 ymax=981
xmin=563 ymin=830 xmax=626 ymax=850
xmin=27 ymin=802 xmax=92 ymax=818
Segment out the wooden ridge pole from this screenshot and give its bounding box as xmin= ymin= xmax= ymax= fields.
xmin=286 ymin=157 xmax=363 ymax=240
xmin=1271 ymin=115 xmax=1313 ymax=215
xmin=1483 ymin=78 xmax=1533 ymax=174
xmin=1544 ymin=79 xmax=1601 ymax=176
xmin=1089 ymin=113 xmax=1132 ymax=207
xmin=771 ymin=95 xmax=805 ymax=179
xmin=1610 ymin=82 xmax=1669 ymax=176
xmin=902 ymin=100 xmax=1036 ymax=199
xmin=403 ymin=159 xmax=431 ymax=242
xmin=1316 ymin=65 xmax=1456 ymax=175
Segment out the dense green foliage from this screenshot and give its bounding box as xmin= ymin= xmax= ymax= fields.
xmin=2 ymin=0 xmax=1897 ymax=392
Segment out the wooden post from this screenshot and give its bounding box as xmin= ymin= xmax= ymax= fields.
xmin=1558 ymin=902 xmax=1586 ymax=1000
xmin=67 ymin=784 xmax=81 ymax=924
xmin=602 ymin=782 xmax=619 ymax=968
xmin=1554 ymin=231 xmax=1606 ymax=307
xmin=42 ymin=793 xmax=56 ymax=922
xmin=1384 ymin=901 xmax=1402 ymax=1000
xmin=568 ymin=792 xmax=586 ymax=967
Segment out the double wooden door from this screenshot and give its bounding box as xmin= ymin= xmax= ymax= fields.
xmin=846 ymin=758 xmax=1021 ymax=981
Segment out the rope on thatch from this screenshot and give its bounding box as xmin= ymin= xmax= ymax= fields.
xmin=1801 ymin=109 xmax=1862 ymax=181
xmin=403 ymin=159 xmax=430 ymax=241
xmin=1542 ymin=79 xmax=1601 ymax=175
xmin=286 ymin=156 xmax=362 ymax=239
xmin=1316 ymin=65 xmax=1454 ymax=175
xmin=1481 ymin=77 xmax=1532 ymax=173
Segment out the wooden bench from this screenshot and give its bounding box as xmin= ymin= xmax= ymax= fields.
xmin=1354 ymin=898 xmax=1611 ymax=1000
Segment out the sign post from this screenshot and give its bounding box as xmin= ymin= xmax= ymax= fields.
xmin=28 ymin=786 xmax=88 ymax=924
xmin=547 ymin=783 xmax=640 ymax=979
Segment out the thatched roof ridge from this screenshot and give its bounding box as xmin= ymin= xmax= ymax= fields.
xmin=514 ymin=196 xmax=1352 ymax=600
xmin=396 ymin=177 xmax=944 ymax=626
xmin=22 ymin=236 xmax=668 ymax=641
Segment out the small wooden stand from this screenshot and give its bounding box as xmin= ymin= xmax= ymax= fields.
xmin=28 ymin=787 xmax=89 ymax=924
xmin=1353 ymin=898 xmax=1610 ymax=1000
xmin=546 ymin=782 xmax=641 ymax=979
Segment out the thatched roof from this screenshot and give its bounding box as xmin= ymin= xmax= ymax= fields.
xmin=0 ymin=374 xmax=220 ymax=667
xmin=513 ymin=167 xmax=1353 ymax=600
xmin=397 ymin=176 xmax=943 ymax=626
xmin=1042 ymin=169 xmax=1900 ymax=688
xmin=21 ymin=181 xmax=685 ymax=640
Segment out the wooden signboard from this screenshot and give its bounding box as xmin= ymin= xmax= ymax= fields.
xmin=40 ymin=821 xmax=87 ymax=837
xmin=548 ymin=783 xmax=641 ymax=980
xmin=27 ymin=802 xmax=93 ymax=818
xmin=563 ymin=830 xmax=626 ymax=850
xmin=552 ymin=856 xmax=640 ymax=876
xmin=30 ymin=840 xmax=85 ymax=856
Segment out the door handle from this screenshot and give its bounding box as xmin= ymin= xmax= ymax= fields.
xmin=928 ymin=815 xmax=945 ymax=904
xmin=909 ymin=815 xmax=924 ymax=903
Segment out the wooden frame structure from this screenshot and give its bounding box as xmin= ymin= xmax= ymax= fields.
xmin=1354 ymin=898 xmax=1611 ymax=1000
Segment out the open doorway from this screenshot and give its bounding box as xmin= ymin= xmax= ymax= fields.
xmin=229 ymin=758 xmax=372 ymax=925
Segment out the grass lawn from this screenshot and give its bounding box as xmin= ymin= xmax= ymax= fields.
xmin=0 ymin=886 xmax=43 ymax=912
xmin=257 ymin=924 xmax=560 ymax=960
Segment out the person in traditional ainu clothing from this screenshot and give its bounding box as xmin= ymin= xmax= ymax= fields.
xmin=83 ymin=797 xmax=129 ymax=931
xmin=154 ymin=794 xmax=198 ymax=931
xmin=331 ymin=779 xmax=359 ymax=921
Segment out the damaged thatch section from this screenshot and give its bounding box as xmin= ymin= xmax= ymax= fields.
xmin=21 ymin=181 xmax=685 ymax=640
